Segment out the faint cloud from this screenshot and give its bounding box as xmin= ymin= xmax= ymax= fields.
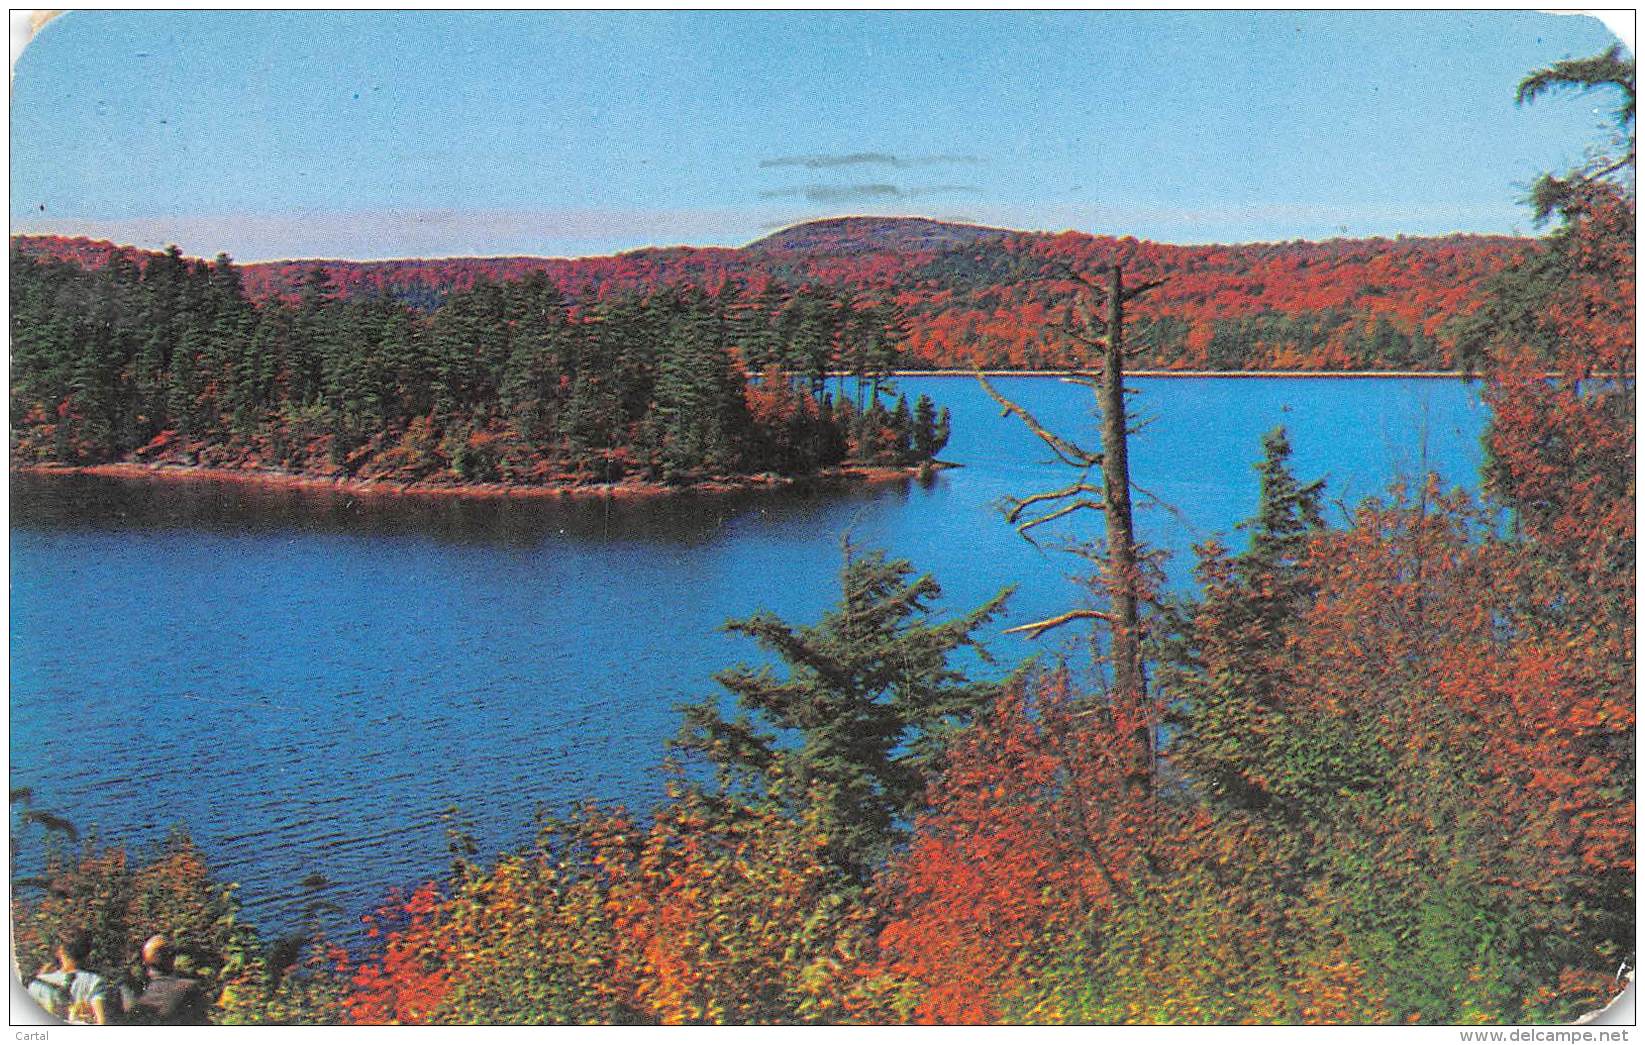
xmin=759 ymin=152 xmax=985 ymax=169
xmin=759 ymin=183 xmax=981 ymax=204
xmin=12 ymin=197 xmax=1528 ymax=265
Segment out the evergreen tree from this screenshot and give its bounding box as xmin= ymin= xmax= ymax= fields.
xmin=816 ymin=393 xmax=848 ymax=468
xmin=166 ymin=327 xmax=207 ymax=437
xmin=779 ymin=287 xmax=839 ymax=398
xmin=9 ymin=244 xmax=956 ymax=487
xmin=376 ymin=306 xmax=427 ymax=421
xmin=674 ymin=545 xmax=1011 ymax=879
xmin=888 ymin=392 xmax=913 ymax=464
xmin=205 ymin=254 xmax=256 ymax=424
xmin=739 ymin=279 xmax=789 ymax=371
xmin=911 ymin=395 xmax=951 ymax=462
xmin=497 ymin=274 xmax=570 ymax=450
xmin=867 ymin=299 xmax=907 ymax=402
xmin=288 ymin=266 xmax=337 ymax=407
xmin=1514 ymin=44 xmax=1634 ymax=222
xmin=1244 ymin=427 xmax=1326 ymax=580
xmin=652 ymin=288 xmax=747 ymax=481
xmin=1162 ymin=426 xmax=1325 ymax=811
xmin=238 ymin=309 xmax=286 ymax=421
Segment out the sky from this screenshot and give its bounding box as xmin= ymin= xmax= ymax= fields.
xmin=7 ymin=9 xmax=1632 ymax=261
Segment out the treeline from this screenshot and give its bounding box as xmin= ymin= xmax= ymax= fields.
xmin=14 ymin=221 xmax=1521 ymax=377
xmin=893 ymin=231 xmax=1519 ymax=370
xmin=9 ymin=247 xmax=949 ymax=486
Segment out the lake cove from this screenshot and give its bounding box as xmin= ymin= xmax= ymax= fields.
xmin=9 ymin=376 xmax=1489 ymax=936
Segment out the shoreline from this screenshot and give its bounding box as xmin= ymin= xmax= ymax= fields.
xmin=12 ymin=461 xmax=942 ymax=501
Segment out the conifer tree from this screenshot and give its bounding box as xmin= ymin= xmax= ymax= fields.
xmin=780 ymin=288 xmax=839 ymax=398
xmin=868 ymin=299 xmax=907 ymax=402
xmin=289 ymin=266 xmax=337 ymax=407
xmin=740 ymin=279 xmax=789 ymax=372
xmin=888 ymin=392 xmax=913 ymax=464
xmin=1162 ymin=426 xmax=1324 ymax=811
xmin=911 ymin=393 xmax=947 ymax=461
xmin=674 ymin=544 xmax=1011 ymax=879
xmin=1515 ymin=44 xmax=1634 ymax=222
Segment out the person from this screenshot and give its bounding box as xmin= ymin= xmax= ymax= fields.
xmin=27 ymin=928 xmax=116 ymax=1025
xmin=124 ymin=934 xmax=209 ymax=1025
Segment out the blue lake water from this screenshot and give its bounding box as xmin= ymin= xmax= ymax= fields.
xmin=9 ymin=376 xmax=1490 ymax=936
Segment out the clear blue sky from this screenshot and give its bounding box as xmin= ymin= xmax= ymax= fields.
xmin=9 ymin=10 xmax=1630 ymax=261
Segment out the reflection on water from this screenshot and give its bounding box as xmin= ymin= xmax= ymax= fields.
xmin=10 ymin=377 xmax=1489 ymax=938
xmin=11 ymin=471 xmax=916 ymax=548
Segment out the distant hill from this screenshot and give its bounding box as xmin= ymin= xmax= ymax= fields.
xmin=11 ymin=218 xmax=1531 ymax=370
xmin=746 ymin=216 xmax=1012 ymax=255
xmin=10 ymin=235 xmax=155 ymax=272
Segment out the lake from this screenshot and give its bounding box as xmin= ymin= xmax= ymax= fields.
xmin=9 ymin=376 xmax=1490 ymax=936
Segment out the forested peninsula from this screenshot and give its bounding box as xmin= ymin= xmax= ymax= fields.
xmin=10 ymin=244 xmax=952 ymax=493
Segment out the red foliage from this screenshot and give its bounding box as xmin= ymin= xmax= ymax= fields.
xmin=873 ymin=670 xmax=1154 ymax=1023
xmin=338 ymin=882 xmax=450 ymax=1025
xmin=11 ymin=224 xmax=1522 ymax=372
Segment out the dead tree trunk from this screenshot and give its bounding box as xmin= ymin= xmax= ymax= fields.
xmin=1099 ymin=264 xmax=1153 ymax=790
xmin=982 ymin=262 xmax=1163 ymax=794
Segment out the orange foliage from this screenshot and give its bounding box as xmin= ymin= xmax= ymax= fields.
xmin=873 ymin=670 xmax=1151 ymax=1024
xmin=337 ymin=883 xmax=450 ymax=1025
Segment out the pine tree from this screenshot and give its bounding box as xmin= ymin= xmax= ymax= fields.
xmin=739 ymin=279 xmax=788 ymax=372
xmin=205 ymin=253 xmax=255 ymax=426
xmin=868 ymin=299 xmax=907 ymax=402
xmin=780 ymin=288 xmax=839 ymax=399
xmin=1162 ymin=426 xmax=1324 ymax=811
xmin=1514 ymin=44 xmax=1634 ymax=222
xmin=911 ymin=394 xmax=942 ymax=461
xmin=933 ymin=405 xmax=951 ymax=458
xmin=289 ymin=266 xmax=336 ymax=407
xmin=674 ymin=545 xmax=1011 ymax=879
xmin=888 ymin=392 xmax=913 ymax=464
xmin=648 ymin=287 xmax=750 ymax=481
xmin=1244 ymin=427 xmax=1326 ymax=585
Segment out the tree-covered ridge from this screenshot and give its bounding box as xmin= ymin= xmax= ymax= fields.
xmin=15 ymin=222 xmax=1524 ymax=373
xmin=9 ymin=245 xmax=951 ymax=487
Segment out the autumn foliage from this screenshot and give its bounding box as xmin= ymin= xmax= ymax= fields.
xmin=869 ymin=670 xmax=1147 ymax=1023
xmin=14 ymin=220 xmax=1521 ymax=376
xmin=9 ymin=51 xmax=1633 ymax=1027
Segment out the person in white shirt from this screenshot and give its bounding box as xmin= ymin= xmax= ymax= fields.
xmin=27 ymin=929 xmax=115 ymax=1025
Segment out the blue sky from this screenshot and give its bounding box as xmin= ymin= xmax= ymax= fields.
xmin=9 ymin=10 xmax=1630 ymax=261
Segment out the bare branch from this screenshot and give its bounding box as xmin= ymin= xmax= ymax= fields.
xmin=1040 ymin=257 xmax=1108 ymax=295
xmin=1120 ymin=277 xmax=1168 ymax=303
xmin=1062 ymin=324 xmax=1109 ymax=350
xmin=1016 ymin=497 xmax=1106 ymax=535
xmin=1130 ymin=479 xmax=1202 ymax=540
xmin=1072 ymin=293 xmax=1101 ymax=325
xmin=1004 ymin=608 xmax=1113 ymax=639
xmin=1004 ymin=480 xmax=1105 ymax=524
xmin=975 ymin=372 xmax=1102 ymax=468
